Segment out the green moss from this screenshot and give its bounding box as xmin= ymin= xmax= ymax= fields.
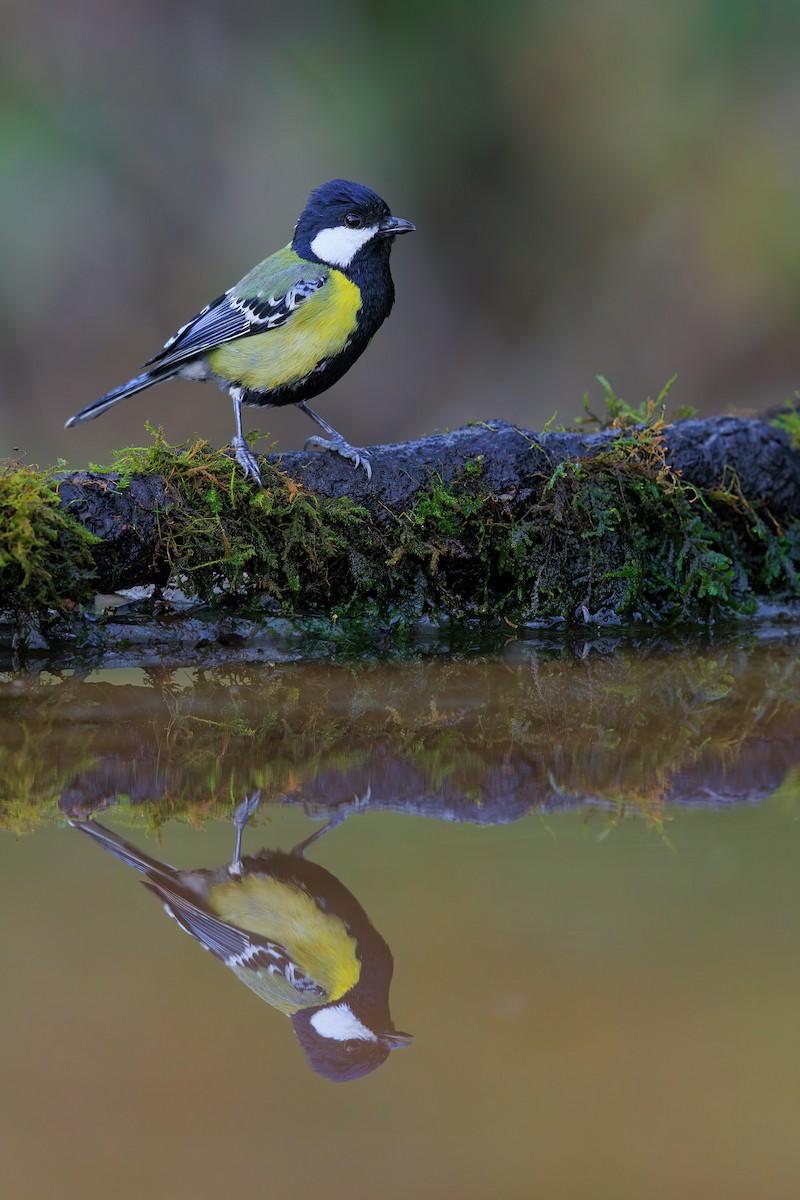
xmin=508 ymin=391 xmax=800 ymax=623
xmin=107 ymin=428 xmax=374 ymax=609
xmin=528 ymin=420 xmax=750 ymax=620
xmin=769 ymin=405 xmax=800 ymax=449
xmin=2 ymin=405 xmax=798 ymax=636
xmin=384 ymin=417 xmax=798 ymax=624
xmin=0 ymin=458 xmax=99 ymax=615
xmin=576 ymin=374 xmax=697 ymax=429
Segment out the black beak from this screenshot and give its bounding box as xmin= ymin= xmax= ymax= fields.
xmin=378 ymin=216 xmax=416 ymax=237
xmin=380 ymin=1030 xmax=414 ymax=1049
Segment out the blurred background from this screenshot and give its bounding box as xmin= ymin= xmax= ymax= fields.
xmin=3 ymin=0 xmax=800 ymax=469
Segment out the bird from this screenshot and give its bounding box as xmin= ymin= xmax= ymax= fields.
xmin=69 ymin=794 xmax=412 ymax=1083
xmin=65 ymin=179 xmax=415 ymax=485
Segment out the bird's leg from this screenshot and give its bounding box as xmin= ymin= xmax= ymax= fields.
xmin=291 ymin=787 xmax=372 ymax=857
xmin=291 ymin=818 xmax=340 ymax=858
xmin=229 ymin=388 xmax=263 ymax=486
xmin=230 ymin=790 xmax=262 ymax=875
xmin=297 ymin=401 xmax=372 ymax=481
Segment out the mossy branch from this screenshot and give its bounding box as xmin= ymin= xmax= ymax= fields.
xmin=3 ymin=414 xmax=800 ymax=638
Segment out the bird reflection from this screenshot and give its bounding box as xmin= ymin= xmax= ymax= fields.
xmin=71 ymin=794 xmax=411 ymax=1082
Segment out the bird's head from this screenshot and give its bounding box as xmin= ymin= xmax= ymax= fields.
xmin=291 ymin=1001 xmax=413 ymax=1083
xmin=293 ymin=179 xmax=415 ymax=270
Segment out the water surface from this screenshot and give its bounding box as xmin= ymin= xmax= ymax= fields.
xmin=1 ymin=632 xmax=799 ymax=1198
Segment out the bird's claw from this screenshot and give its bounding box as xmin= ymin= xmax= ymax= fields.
xmin=232 ymin=791 xmax=262 ymax=832
xmin=303 ymin=434 xmax=372 ymax=480
xmin=231 ymin=437 xmax=263 ymax=487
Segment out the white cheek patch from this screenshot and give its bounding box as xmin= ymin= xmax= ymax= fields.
xmin=310 ymin=224 xmax=380 ymax=268
xmin=309 ymin=1003 xmax=378 ymax=1042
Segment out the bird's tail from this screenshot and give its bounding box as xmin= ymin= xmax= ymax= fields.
xmin=64 ymin=368 xmax=177 ymax=428
xmin=69 ymin=818 xmax=175 ymax=879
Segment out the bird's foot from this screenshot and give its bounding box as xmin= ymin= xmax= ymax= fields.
xmin=303 ymin=433 xmax=372 ymax=481
xmin=233 ymin=791 xmax=262 ymax=831
xmin=231 ymin=437 xmax=263 ymax=487
xmin=229 ymin=790 xmax=261 ymax=875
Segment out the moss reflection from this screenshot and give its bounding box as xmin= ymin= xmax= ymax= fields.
xmin=0 ymin=636 xmax=798 ymax=832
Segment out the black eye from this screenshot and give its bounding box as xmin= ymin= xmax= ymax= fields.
xmin=344 ymin=213 xmax=362 ymax=229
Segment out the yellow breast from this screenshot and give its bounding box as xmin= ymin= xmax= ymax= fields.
xmin=209 ymin=874 xmax=361 ymax=1007
xmin=207 ymin=271 xmax=361 ymax=392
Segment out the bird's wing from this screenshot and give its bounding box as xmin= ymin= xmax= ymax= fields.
xmin=142 ymin=248 xmax=328 ymax=372
xmin=142 ymin=878 xmax=325 ymax=996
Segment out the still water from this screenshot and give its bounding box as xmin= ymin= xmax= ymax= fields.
xmin=1 ymin=630 xmax=799 ymax=1198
